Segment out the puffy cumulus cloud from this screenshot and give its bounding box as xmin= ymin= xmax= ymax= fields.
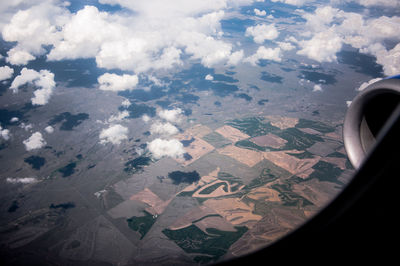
xmin=360 ymin=43 xmax=400 ymax=76
xmin=254 ymin=8 xmax=266 ymax=16
xmin=10 ymin=67 xmax=56 ymax=105
xmin=150 ymin=121 xmax=179 ymax=136
xmin=356 ymin=77 xmax=382 ymax=91
xmin=205 ymin=74 xmax=214 ymax=81
xmin=98 ymin=0 xmax=254 ymax=18
xmin=157 ymin=108 xmax=183 ymax=123
xmin=245 ymin=23 xmax=279 ymax=44
xmin=147 ymin=138 xmax=185 ymax=160
xmin=6 ymin=177 xmax=38 ymax=184
xmin=298 ymin=6 xmax=400 ymax=75
xmin=99 ymin=124 xmax=128 ymax=145
xmin=245 ymin=46 xmax=282 ymax=65
xmin=6 ymin=47 xmax=36 ymax=65
xmin=142 ymin=114 xmax=151 ymax=123
xmin=313 ymin=84 xmax=322 ymax=92
xmin=350 ymin=0 xmax=400 ymax=7
xmin=44 ymin=125 xmax=54 ymax=134
xmin=277 ymin=42 xmax=296 ymax=51
xmin=0 ymin=125 xmax=11 ymax=140
xmin=98 ymin=73 xmax=139 ymax=92
xmin=107 ymin=110 xmax=130 ymax=123
xmin=271 ymin=0 xmax=314 ymax=5
xmin=121 ymin=99 xmax=131 ymax=107
xmin=0 ymin=65 xmax=14 ymax=81
xmin=297 ymin=29 xmax=342 ymax=63
xmin=23 ymin=132 xmax=46 ymax=151
xmin=47 ymin=5 xmax=125 ymax=61
xmin=2 ymin=1 xmax=252 ymax=73
xmin=2 ymin=1 xmax=69 ymax=65
xmin=227 ymin=50 xmax=244 ymax=66
xmin=49 ymin=3 xmax=242 ymax=71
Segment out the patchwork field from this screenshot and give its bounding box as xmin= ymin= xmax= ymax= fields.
xmin=217 ymin=145 xmax=265 ymax=167
xmin=112 ymin=116 xmax=351 ymax=264
xmin=215 ymin=125 xmax=250 ymax=143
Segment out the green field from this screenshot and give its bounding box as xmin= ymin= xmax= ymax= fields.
xmin=227 ymin=117 xmax=279 ymax=137
xmin=162 ymin=224 xmax=247 ymax=263
xmin=271 ymin=183 xmax=314 ymax=207
xmin=235 ymin=139 xmax=266 ymax=152
xmin=307 ymin=161 xmax=344 ymax=185
xmin=277 ymin=127 xmax=324 ymax=150
xmin=202 ymin=132 xmax=231 ymax=148
xmin=127 ymin=211 xmax=157 ymax=239
xmin=295 ymin=118 xmax=336 ymax=133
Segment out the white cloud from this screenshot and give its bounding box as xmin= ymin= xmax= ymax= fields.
xmin=2 ymin=1 xmax=69 ymax=65
xmin=2 ymin=1 xmax=252 ymax=74
xmin=142 ymin=114 xmax=151 ymax=123
xmin=99 ymin=124 xmax=128 ymax=145
xmin=277 ymin=42 xmax=296 ymax=51
xmin=108 ymin=110 xmax=129 ymax=123
xmin=44 ymin=125 xmax=54 ymax=134
xmin=6 ymin=177 xmax=38 ymax=184
xmin=356 ymin=77 xmax=382 ymax=91
xmin=245 ymin=23 xmax=279 ymax=44
xmin=361 ymin=43 xmax=400 ymax=76
xmin=205 ymin=74 xmax=214 ymax=80
xmin=10 ymin=117 xmax=19 ymax=123
xmin=10 ymin=67 xmax=56 ymax=105
xmin=351 ymin=0 xmax=400 ymax=7
xmin=121 ymin=99 xmax=131 ymax=107
xmin=98 ymin=73 xmax=139 ymax=92
xmin=157 ymin=108 xmax=183 ymax=123
xmin=6 ymin=47 xmax=35 ymax=65
xmin=297 ymin=29 xmax=342 ymax=63
xmin=313 ymin=84 xmax=322 ymax=92
xmin=298 ymin=6 xmax=400 ymax=75
xmin=20 ymin=122 xmax=32 ymax=131
xmin=0 ymin=125 xmax=11 ymax=140
xmin=150 ymin=121 xmax=179 ymax=136
xmin=0 ymin=65 xmax=13 ymax=81
xmin=227 ymin=49 xmax=244 ymax=65
xmin=254 ymin=8 xmax=266 ymax=16
xmin=23 ymin=132 xmax=46 ymax=151
xmin=271 ymin=0 xmax=314 ymax=5
xmin=147 ymin=138 xmax=185 ymax=159
xmin=245 ymin=46 xmax=282 ymax=65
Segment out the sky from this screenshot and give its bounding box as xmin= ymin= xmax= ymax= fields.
xmin=0 ymin=0 xmax=400 ymax=159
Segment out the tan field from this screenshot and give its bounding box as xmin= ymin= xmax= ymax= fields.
xmin=265 ymin=115 xmax=299 ymax=130
xmin=175 ymin=136 xmax=215 ymax=166
xmin=324 ymin=131 xmax=342 ymax=140
xmin=246 ymin=184 xmax=281 ymax=202
xmin=169 ymin=205 xmax=237 ymax=232
xmin=168 ymin=205 xmax=216 ymax=230
xmin=263 ymin=150 xmax=320 ymax=176
xmin=129 ymin=188 xmax=169 ymax=215
xmin=215 ymin=125 xmax=250 ymax=143
xmin=250 ymin=133 xmax=287 ymax=149
xmin=321 ymin=157 xmax=347 ymax=170
xmin=203 ymin=198 xmax=262 ymax=226
xmin=292 ymin=179 xmax=341 ymax=207
xmin=180 ymin=168 xmax=220 ymax=193
xmin=298 ymin=127 xmax=322 ymax=135
xmin=196 ymin=215 xmax=237 ymax=232
xmin=192 ymin=180 xmax=244 ymax=198
xmin=217 ymin=145 xmax=265 ymax=167
xmin=183 ymin=124 xmax=213 ymax=138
